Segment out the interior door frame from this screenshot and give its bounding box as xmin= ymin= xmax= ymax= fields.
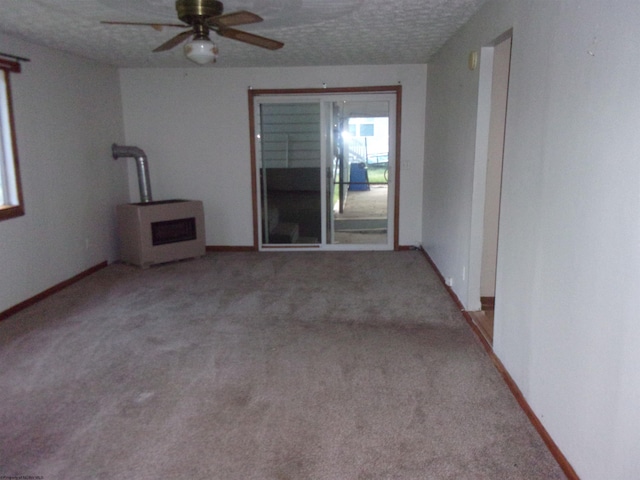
xmin=468 ymin=29 xmax=513 ymax=311
xmin=248 ymin=85 xmax=402 ymax=251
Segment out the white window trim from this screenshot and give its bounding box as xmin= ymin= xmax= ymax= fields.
xmin=0 ymin=59 xmax=24 ymax=221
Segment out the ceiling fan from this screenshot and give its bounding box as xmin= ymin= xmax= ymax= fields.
xmin=102 ymin=0 xmax=284 ymax=64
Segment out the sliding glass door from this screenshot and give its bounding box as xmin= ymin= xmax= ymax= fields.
xmin=253 ymin=91 xmax=397 ymax=251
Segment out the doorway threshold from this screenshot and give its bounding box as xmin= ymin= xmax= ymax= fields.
xmin=468 ymin=310 xmax=494 ymax=345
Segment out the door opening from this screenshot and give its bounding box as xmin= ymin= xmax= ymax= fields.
xmin=249 ymin=87 xmax=400 ymax=251
xmin=333 ymin=100 xmax=390 ymax=246
xmin=468 ymin=31 xmax=513 ymax=344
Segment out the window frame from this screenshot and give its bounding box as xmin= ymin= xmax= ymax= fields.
xmin=0 ymin=57 xmax=24 ymax=221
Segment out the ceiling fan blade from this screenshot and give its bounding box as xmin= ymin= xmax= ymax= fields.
xmin=101 ymin=20 xmax=187 ymax=31
xmin=217 ymin=27 xmax=284 ymax=50
xmin=209 ymin=10 xmax=263 ymax=27
xmin=153 ymin=30 xmax=193 ymax=52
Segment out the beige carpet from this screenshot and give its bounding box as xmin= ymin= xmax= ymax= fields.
xmin=0 ymin=251 xmax=565 ymax=479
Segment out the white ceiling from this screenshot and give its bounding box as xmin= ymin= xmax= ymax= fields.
xmin=0 ymin=0 xmax=488 ymax=68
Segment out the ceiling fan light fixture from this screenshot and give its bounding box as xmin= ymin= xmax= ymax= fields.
xmin=184 ymin=36 xmax=218 ymax=64
xmin=102 ymin=0 xmax=283 ymax=63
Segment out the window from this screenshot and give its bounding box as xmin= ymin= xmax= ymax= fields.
xmin=0 ymin=58 xmax=24 ymax=221
xmin=359 ymin=123 xmax=374 ymax=137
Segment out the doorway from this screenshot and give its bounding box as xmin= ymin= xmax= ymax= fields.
xmin=249 ymin=87 xmax=400 ymax=251
xmin=468 ymin=31 xmax=513 ymax=344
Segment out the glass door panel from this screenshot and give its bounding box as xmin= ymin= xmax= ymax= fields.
xmin=259 ymin=102 xmax=322 ymax=246
xmin=329 ymin=100 xmax=390 ymax=246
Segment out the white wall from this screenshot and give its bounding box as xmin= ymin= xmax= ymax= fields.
xmin=423 ymin=1 xmax=640 ymax=478
xmin=0 ymin=33 xmax=129 ymax=313
xmin=119 ymin=64 xmax=427 ymax=247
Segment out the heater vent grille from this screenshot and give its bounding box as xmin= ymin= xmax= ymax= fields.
xmin=152 ymin=217 xmax=197 ymax=245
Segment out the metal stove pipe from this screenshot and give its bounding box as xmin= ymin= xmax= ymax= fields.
xmin=112 ymin=143 xmax=153 ymax=203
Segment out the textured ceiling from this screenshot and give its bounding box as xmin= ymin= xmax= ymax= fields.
xmin=0 ymin=0 xmax=488 ymax=68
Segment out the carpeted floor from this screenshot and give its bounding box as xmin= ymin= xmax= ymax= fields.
xmin=0 ymin=251 xmax=565 ymax=479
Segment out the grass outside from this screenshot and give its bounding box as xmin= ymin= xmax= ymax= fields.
xmin=366 ymin=163 xmax=388 ymax=184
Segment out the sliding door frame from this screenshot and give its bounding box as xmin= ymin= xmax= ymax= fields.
xmin=248 ymin=85 xmax=402 ymax=251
